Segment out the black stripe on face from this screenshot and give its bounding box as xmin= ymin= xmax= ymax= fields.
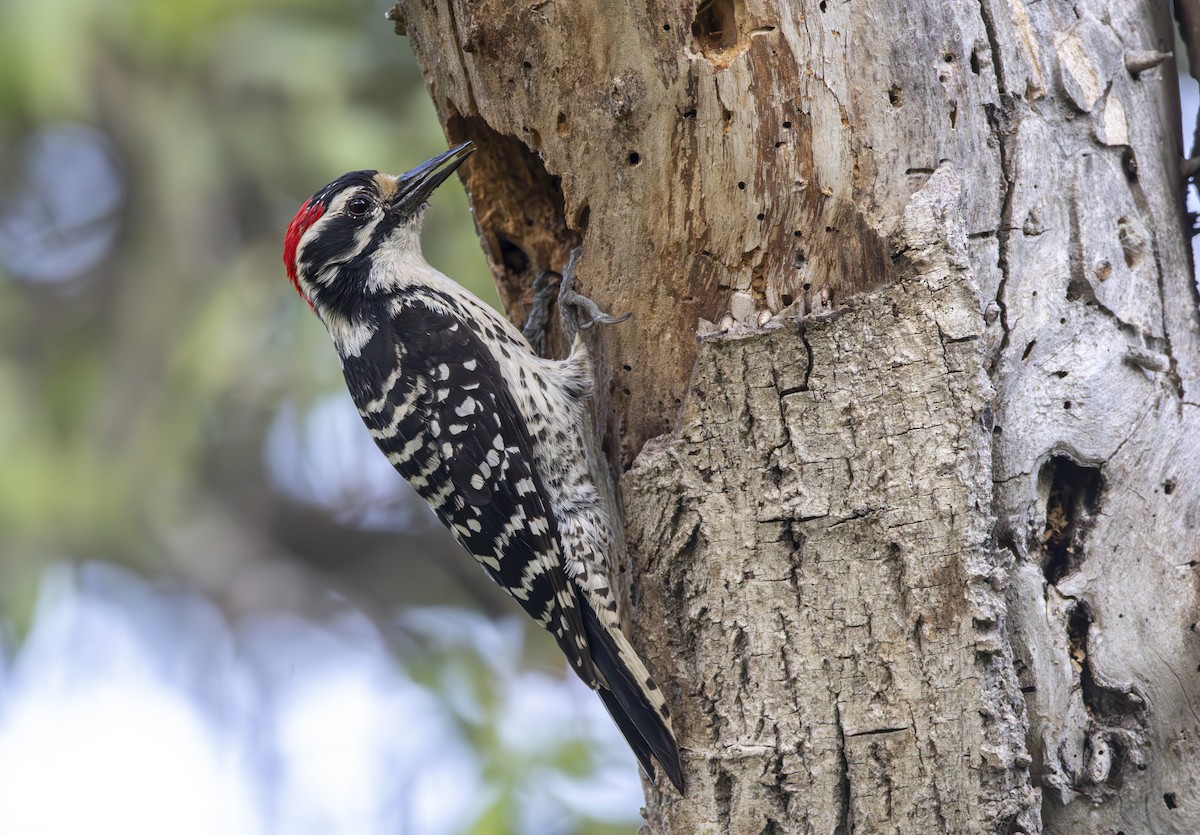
xmin=298 ymin=171 xmax=406 ymax=322
xmin=297 ymin=171 xmax=379 ymax=275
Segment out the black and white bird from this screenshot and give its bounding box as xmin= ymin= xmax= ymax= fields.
xmin=283 ymin=142 xmax=683 ymax=791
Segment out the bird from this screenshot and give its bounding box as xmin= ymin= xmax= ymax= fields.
xmin=282 ymin=141 xmax=683 ymax=791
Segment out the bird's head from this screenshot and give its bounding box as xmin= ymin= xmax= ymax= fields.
xmin=283 ymin=142 xmax=474 ymax=323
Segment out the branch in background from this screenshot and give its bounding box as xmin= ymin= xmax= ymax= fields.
xmin=1176 ymin=0 xmax=1200 ymax=159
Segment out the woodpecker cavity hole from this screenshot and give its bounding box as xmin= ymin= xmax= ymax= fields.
xmin=692 ymin=0 xmax=740 ymax=59
xmin=498 ymin=235 xmax=530 ymax=275
xmin=1039 ymin=456 xmax=1104 ymax=585
xmin=446 ymin=114 xmax=580 ymax=309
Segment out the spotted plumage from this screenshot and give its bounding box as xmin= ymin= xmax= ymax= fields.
xmin=283 ymin=143 xmax=683 ymax=791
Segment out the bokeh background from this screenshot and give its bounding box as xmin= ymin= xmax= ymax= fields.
xmin=0 ymin=0 xmax=643 ymax=832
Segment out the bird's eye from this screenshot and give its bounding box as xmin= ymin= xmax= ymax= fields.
xmin=346 ymin=195 xmax=372 ymax=216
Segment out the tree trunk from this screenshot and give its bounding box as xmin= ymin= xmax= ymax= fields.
xmin=394 ymin=0 xmax=1198 ymax=831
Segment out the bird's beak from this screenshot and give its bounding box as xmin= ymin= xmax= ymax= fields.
xmin=390 ymin=141 xmax=474 ymax=215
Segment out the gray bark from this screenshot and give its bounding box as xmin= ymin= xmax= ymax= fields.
xmin=395 ymin=0 xmax=1199 ymax=831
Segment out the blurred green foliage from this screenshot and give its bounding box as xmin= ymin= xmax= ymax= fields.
xmin=0 ymin=0 xmax=638 ymax=830
xmin=0 ymin=0 xmax=494 ymax=615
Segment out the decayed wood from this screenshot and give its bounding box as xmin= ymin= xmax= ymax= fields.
xmin=395 ymin=0 xmax=1200 ymax=831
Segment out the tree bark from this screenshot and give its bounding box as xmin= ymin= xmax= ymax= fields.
xmin=394 ymin=0 xmax=1198 ymax=831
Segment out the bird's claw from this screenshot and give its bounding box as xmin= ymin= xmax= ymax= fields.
xmin=558 ymin=246 xmax=631 ymax=340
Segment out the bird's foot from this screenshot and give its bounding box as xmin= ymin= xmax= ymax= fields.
xmin=558 ymin=247 xmax=631 ymax=341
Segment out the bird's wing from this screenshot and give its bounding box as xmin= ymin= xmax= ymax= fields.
xmin=343 ymin=294 xmax=596 ymax=683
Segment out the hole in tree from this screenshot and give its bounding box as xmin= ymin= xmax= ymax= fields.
xmin=970 ymin=48 xmax=982 ymax=74
xmin=692 ymin=0 xmax=738 ymax=54
xmin=737 ymin=181 xmax=746 ymax=190
xmin=1164 ymin=793 xmax=1178 ymax=810
xmin=497 ymin=235 xmax=530 ymax=275
xmin=1164 ymin=479 xmax=1175 ymax=495
xmin=628 ymin=151 xmax=641 ymax=165
xmin=1122 ymin=148 xmax=1138 ymax=180
xmin=888 ymin=85 xmax=903 ymax=106
xmin=1040 ymin=456 xmax=1103 ymax=585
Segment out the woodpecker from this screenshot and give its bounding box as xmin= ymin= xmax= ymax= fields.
xmin=283 ymin=142 xmax=683 ymax=791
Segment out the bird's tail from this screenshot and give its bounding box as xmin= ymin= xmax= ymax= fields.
xmin=580 ymin=600 xmax=684 ymax=792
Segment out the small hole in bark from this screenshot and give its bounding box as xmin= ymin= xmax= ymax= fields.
xmin=663 ymin=23 xmax=671 ymax=30
xmin=622 ymin=364 xmax=632 ymax=371
xmin=556 ymin=111 xmax=568 ymax=136
xmin=628 ymin=151 xmax=641 ymax=165
xmin=1054 ymin=370 xmax=1068 ymax=378
xmin=819 ymin=0 xmax=827 ymax=10
xmin=943 ymin=52 xmax=955 ymax=63
xmin=497 ymin=235 xmax=530 ymax=275
xmin=781 ymin=293 xmax=794 ymax=306
xmin=970 ymin=48 xmax=982 ymax=74
xmin=1164 ymin=793 xmax=1178 ymax=810
xmin=793 ymin=229 xmax=802 ymax=238
xmin=888 ymin=85 xmax=903 ymax=106
xmin=756 ymin=212 xmax=765 ymax=220
xmin=792 ymin=250 xmax=806 ymax=269
xmin=949 ymin=101 xmax=958 ymax=127
xmin=1122 ymin=148 xmax=1138 ymax=180
xmin=1022 ymin=340 xmax=1036 ymax=360
xmin=576 ymin=203 xmax=591 ymax=230
xmin=782 ymin=120 xmax=792 ymax=128
xmin=692 ymin=0 xmax=738 ymax=54
xmin=1060 ymin=317 xmax=1067 ymax=324
xmin=1063 ymin=401 xmax=1072 ymax=410
xmin=522 ymin=61 xmax=532 ymax=70
xmin=738 ymin=181 xmax=746 ymax=190
xmin=1164 ymin=479 xmax=1175 ymax=495
xmin=681 ymin=107 xmax=697 ymax=118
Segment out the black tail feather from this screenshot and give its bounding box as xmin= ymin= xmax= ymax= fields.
xmin=581 ymin=602 xmax=684 ymax=792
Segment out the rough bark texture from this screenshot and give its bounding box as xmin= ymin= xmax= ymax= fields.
xmin=395 ymin=0 xmax=1199 ymax=831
